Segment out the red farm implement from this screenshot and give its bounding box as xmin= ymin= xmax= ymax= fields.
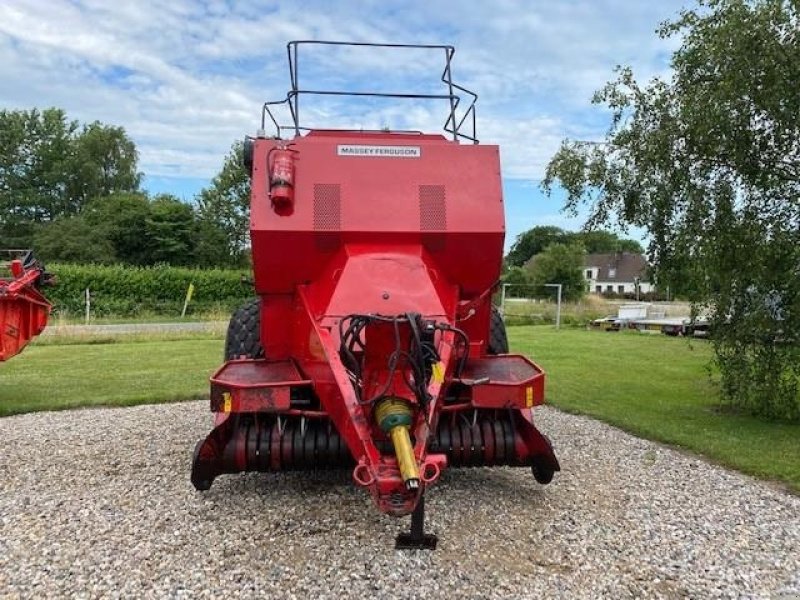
xmin=0 ymin=251 xmax=52 ymax=362
xmin=191 ymin=42 xmax=559 ymax=548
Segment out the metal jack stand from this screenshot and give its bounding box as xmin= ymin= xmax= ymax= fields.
xmin=395 ymin=495 xmax=438 ymax=550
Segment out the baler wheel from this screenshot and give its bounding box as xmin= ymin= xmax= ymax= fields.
xmin=531 ymin=434 xmax=558 ymax=484
xmin=224 ymin=298 xmax=264 ymax=360
xmin=531 ymin=460 xmax=555 ymax=484
xmin=487 ymin=306 xmax=509 ymax=354
xmin=191 ymin=440 xmax=213 ymax=490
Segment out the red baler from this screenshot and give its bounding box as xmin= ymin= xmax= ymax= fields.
xmin=191 ymin=42 xmax=559 ymax=547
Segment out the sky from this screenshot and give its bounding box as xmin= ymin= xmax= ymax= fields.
xmin=0 ymin=0 xmax=687 ymax=249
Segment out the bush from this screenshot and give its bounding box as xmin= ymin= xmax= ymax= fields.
xmin=46 ymin=263 xmax=252 ymax=317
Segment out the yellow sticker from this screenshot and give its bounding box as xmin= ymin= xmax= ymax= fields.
xmin=432 ymin=362 xmax=445 ymax=384
xmin=525 ymin=386 xmax=534 ymax=407
xmin=222 ymin=392 xmax=232 ymax=413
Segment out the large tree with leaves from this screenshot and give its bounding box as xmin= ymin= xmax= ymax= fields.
xmin=525 ymin=242 xmax=586 ymax=302
xmin=506 ymin=226 xmax=567 ymax=267
xmin=196 ymin=142 xmax=251 ymax=266
xmin=1 ymin=108 xmax=75 ymax=245
xmin=506 ymin=225 xmax=643 ymax=267
xmin=34 ymin=191 xmax=231 ymax=267
xmin=0 ymin=108 xmax=141 ymax=247
xmin=67 ymin=121 xmax=140 ymax=210
xmin=544 ymin=0 xmax=800 ymax=419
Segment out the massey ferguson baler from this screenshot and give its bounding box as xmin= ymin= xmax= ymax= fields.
xmin=191 ymin=41 xmax=559 ymax=548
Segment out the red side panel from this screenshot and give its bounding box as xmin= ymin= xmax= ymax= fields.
xmin=250 ymin=131 xmax=504 ymax=361
xmin=250 ymin=131 xmax=504 ymax=298
xmin=0 ymin=269 xmax=51 ymax=361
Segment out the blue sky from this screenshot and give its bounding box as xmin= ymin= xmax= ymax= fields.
xmin=0 ymin=0 xmax=686 ymax=249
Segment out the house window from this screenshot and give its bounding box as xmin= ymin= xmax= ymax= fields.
xmin=618 ymin=285 xmax=625 ymax=294
xmin=585 ymin=269 xmax=593 ymax=279
xmin=609 ymin=268 xmax=616 ymax=278
xmin=595 ymin=285 xmax=602 ymax=293
xmin=606 ymin=285 xmax=613 ymax=293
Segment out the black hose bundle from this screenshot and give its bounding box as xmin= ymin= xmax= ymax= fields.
xmin=337 ymin=313 xmax=459 ymax=407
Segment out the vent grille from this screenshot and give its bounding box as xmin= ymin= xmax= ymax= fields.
xmin=419 ymin=185 xmax=446 ymax=231
xmin=314 ymin=184 xmax=341 ymax=231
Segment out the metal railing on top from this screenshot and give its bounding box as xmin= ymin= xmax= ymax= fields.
xmin=260 ymin=41 xmax=479 ymax=143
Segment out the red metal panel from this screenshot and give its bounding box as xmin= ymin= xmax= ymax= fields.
xmin=0 ymin=267 xmax=50 ymax=362
xmin=209 ymin=359 xmax=311 ymax=412
xmin=250 ymin=132 xmax=504 ymax=298
xmin=461 ymin=355 xmax=546 ymax=409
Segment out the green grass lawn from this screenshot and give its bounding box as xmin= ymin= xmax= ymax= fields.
xmin=511 ymin=326 xmax=800 ymax=492
xmin=0 ymin=337 xmax=223 ymax=416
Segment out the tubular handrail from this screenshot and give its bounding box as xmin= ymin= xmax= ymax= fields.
xmin=260 ymin=41 xmax=479 ymax=143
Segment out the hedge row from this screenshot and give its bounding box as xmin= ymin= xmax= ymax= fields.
xmin=46 ymin=263 xmax=253 ymax=317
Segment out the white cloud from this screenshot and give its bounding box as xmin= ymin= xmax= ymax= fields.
xmin=0 ymin=0 xmax=687 ymax=187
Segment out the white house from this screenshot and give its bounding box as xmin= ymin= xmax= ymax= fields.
xmin=584 ymin=252 xmax=654 ymax=296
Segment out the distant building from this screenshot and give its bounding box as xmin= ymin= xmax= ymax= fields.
xmin=584 ymin=252 xmax=653 ymax=295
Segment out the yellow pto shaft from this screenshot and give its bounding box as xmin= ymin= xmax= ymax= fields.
xmin=375 ymin=397 xmax=420 ymax=490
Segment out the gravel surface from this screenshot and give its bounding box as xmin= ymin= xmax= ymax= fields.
xmin=1 ymin=401 xmax=798 ymax=599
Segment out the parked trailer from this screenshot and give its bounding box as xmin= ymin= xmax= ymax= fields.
xmin=632 ymin=317 xmax=709 ymax=337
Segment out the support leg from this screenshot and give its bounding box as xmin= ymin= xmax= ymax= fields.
xmin=395 ymin=495 xmax=438 ymax=550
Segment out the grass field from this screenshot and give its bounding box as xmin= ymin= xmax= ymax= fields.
xmin=511 ymin=326 xmax=800 ymax=492
xmin=2 ymin=325 xmax=798 ymax=491
xmin=0 ymin=336 xmax=222 ymax=416
xmin=500 ymin=297 xmax=692 ymax=326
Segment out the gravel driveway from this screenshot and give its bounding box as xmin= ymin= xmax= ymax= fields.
xmin=1 ymin=401 xmax=798 ymax=599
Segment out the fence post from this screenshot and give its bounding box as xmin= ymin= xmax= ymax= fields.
xmin=500 ymin=283 xmax=509 ymax=316
xmin=84 ymin=288 xmax=91 ymax=325
xmin=544 ymin=283 xmax=562 ymax=329
xmin=556 ymin=284 xmax=562 ymax=329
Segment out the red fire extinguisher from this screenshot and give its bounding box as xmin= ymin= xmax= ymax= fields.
xmin=269 ymin=145 xmax=295 ymax=210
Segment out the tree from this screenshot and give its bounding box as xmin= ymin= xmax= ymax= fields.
xmin=543 ymin=0 xmax=800 ymax=420
xmin=33 ymin=191 xmax=232 ymax=267
xmin=506 ymin=226 xmax=566 ymax=267
xmin=503 ymin=266 xmax=532 ymax=286
xmin=525 ymin=242 xmax=586 ymax=302
xmin=506 ymin=226 xmax=643 ymax=267
xmin=196 ymin=142 xmax=250 ymax=266
xmin=0 ymin=108 xmax=141 ymax=248
xmin=83 ymin=192 xmax=152 ymax=265
xmin=145 ymin=194 xmax=197 ymax=265
xmin=33 ymin=215 xmax=116 ymax=264
xmin=0 ymin=108 xmax=76 ymax=245
xmin=501 ymin=265 xmax=535 ymax=298
xmin=193 ymin=219 xmax=233 ymax=267
xmin=67 ymin=122 xmax=141 ymax=211
xmin=567 ymin=230 xmax=643 ymax=255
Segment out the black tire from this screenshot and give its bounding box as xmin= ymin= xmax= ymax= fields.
xmin=531 ymin=434 xmax=558 ymax=485
xmin=224 ymin=298 xmax=264 ymax=360
xmin=531 ymin=461 xmax=555 ymax=484
xmin=487 ymin=306 xmax=509 ymax=354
